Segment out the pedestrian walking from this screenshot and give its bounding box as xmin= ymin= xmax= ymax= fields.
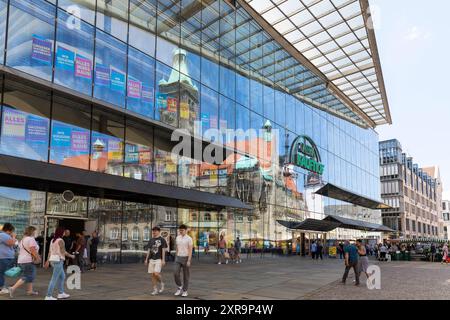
xmin=356 ymin=239 xmax=369 ymax=280
xmin=74 ymin=232 xmax=86 ymax=273
xmin=174 ymin=225 xmax=193 ymax=297
xmin=62 ymin=230 xmax=72 ymax=267
xmin=0 ymin=223 xmax=17 ymax=295
xmin=296 ymin=237 xmax=301 ymax=256
xmin=89 ymin=231 xmax=99 ymax=271
xmin=338 ymin=242 xmax=344 ymax=259
xmin=9 ymin=226 xmax=41 ymax=298
xmin=379 ymin=243 xmax=387 ymax=261
xmin=217 ymin=235 xmax=227 ymax=264
xmin=44 ymin=227 xmax=75 ymax=300
xmin=430 ymin=243 xmax=436 ymax=262
xmin=341 ymin=241 xmax=360 ymax=286
xmin=311 ymin=241 xmax=317 ymax=259
xmin=441 ymin=243 xmax=448 ymax=265
xmin=145 ymin=226 xmax=167 ymax=296
xmin=316 ymin=241 xmax=323 ymax=260
xmin=234 ymin=237 xmax=242 ymax=263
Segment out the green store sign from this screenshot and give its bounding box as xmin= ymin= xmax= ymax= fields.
xmin=289 ymin=135 xmax=325 ymax=175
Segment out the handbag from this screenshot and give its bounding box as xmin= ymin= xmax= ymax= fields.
xmin=5 ymin=266 xmax=22 ymax=278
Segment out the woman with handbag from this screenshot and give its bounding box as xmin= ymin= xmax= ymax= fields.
xmin=8 ymin=226 xmax=41 ymax=298
xmin=44 ymin=227 xmax=75 ymax=300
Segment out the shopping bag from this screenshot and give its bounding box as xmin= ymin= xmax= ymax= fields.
xmin=5 ymin=266 xmax=22 ymax=278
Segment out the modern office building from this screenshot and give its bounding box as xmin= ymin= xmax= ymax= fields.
xmin=0 ymin=0 xmax=392 ymax=262
xmin=379 ymin=139 xmax=443 ymax=240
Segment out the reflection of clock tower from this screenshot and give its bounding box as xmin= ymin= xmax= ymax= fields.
xmin=158 ymin=49 xmax=199 ymax=133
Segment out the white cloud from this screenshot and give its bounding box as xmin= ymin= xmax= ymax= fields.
xmin=443 ymin=190 xmax=450 ymax=201
xmin=405 ymin=26 xmax=432 ymax=41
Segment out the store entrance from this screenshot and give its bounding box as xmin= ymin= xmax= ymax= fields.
xmin=44 ymin=216 xmax=89 ymax=261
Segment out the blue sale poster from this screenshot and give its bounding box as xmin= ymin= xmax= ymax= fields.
xmin=31 ymin=35 xmax=52 ymax=65
xmin=156 ymin=93 xmax=168 ymax=110
xmin=95 ymin=64 xmax=110 ymax=87
xmin=55 ymin=46 xmax=75 ymax=72
xmin=51 ymin=122 xmax=72 ymax=148
xmin=25 ymin=115 xmax=48 ymax=143
xmin=110 ymin=69 xmax=126 ymax=93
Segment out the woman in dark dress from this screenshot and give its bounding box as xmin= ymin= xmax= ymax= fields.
xmin=89 ymin=231 xmax=99 ymax=270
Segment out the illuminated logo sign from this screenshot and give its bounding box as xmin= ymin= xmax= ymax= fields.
xmin=289 ymin=135 xmax=325 ymax=175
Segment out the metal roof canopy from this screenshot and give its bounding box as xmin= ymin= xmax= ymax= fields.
xmin=323 ymin=215 xmax=394 ymax=232
xmin=278 ymin=215 xmax=393 ymax=232
xmin=315 ymin=183 xmax=391 ymax=209
xmin=241 ymin=0 xmax=391 ymax=127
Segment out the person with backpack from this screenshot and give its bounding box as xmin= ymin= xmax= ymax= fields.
xmin=0 ymin=223 xmax=17 ymax=295
xmin=9 ymin=226 xmax=41 ymax=298
xmin=44 ymin=227 xmax=75 ymax=300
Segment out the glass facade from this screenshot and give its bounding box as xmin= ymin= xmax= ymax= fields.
xmin=0 ymin=0 xmax=382 ymax=259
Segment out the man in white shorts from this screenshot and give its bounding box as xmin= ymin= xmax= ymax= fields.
xmin=145 ymin=226 xmax=167 ymax=295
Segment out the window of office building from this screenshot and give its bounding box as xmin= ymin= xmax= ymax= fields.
xmin=6 ymin=0 xmax=55 ymax=81
xmin=96 ymin=0 xmax=128 ymax=42
xmin=129 ymin=0 xmax=156 ymax=57
xmin=58 ymin=0 xmax=96 ymax=25
xmin=49 ymin=95 xmax=91 ymax=170
xmin=90 ymin=109 xmax=125 ymax=176
xmin=0 ymin=0 xmax=7 ymax=65
xmin=124 ymin=119 xmax=153 ymax=182
xmin=54 ymin=9 xmax=94 ymax=96
xmin=94 ymin=30 xmax=127 ymax=108
xmin=0 ymin=79 xmax=50 ymax=162
xmin=126 ymin=47 xmax=155 ymax=118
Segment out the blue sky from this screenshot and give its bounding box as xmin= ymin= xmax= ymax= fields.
xmin=372 ymin=0 xmax=450 ymax=199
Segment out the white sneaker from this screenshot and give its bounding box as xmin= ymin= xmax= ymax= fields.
xmin=45 ymin=296 xmax=57 ymax=300
xmin=0 ymin=288 xmax=9 ymax=294
xmin=182 ymin=291 xmax=188 ymax=297
xmin=151 ymin=288 xmax=158 ymax=296
xmin=57 ymin=293 xmax=70 ymax=299
xmin=217 ymin=262 xmax=222 ymax=265
xmin=226 ymin=260 xmax=229 ymax=264
xmin=174 ymin=287 xmax=183 ymax=296
xmin=159 ymin=282 xmax=165 ymax=293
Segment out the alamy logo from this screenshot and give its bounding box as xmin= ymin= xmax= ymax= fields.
xmin=66 ymin=5 xmax=81 ymax=30
xmin=366 ymin=265 xmax=381 ymax=290
xmin=66 ymin=265 xmax=81 ymax=290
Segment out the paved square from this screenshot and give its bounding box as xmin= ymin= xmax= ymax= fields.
xmin=2 ymin=256 xmax=450 ymax=300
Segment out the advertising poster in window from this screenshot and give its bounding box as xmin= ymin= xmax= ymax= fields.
xmin=31 ymin=35 xmax=52 ymax=65
xmin=167 ymin=97 xmax=178 ymax=113
xmin=55 ymin=45 xmax=75 ymax=71
xmin=157 ymin=93 xmax=168 ymax=110
xmin=141 ymin=85 xmax=153 ymax=104
xmin=1 ymin=107 xmax=26 ymax=139
xmin=201 ymin=113 xmax=209 ymax=128
xmin=110 ymin=68 xmax=126 ymax=93
xmin=125 ymin=144 xmax=139 ymax=163
xmin=108 ymin=138 xmax=123 ymax=162
xmin=95 ymin=64 xmax=110 ymax=87
xmin=25 ymin=115 xmax=49 ymax=144
xmin=71 ymin=130 xmax=89 ymax=152
xmin=127 ymin=78 xmax=142 ymax=99
xmin=51 ymin=122 xmax=72 ymax=148
xmin=75 ymin=55 xmax=92 ymax=80
xmin=138 ymin=146 xmax=152 ymax=165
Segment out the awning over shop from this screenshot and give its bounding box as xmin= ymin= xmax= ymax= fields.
xmin=323 ymin=215 xmax=394 ymax=232
xmin=277 ymin=215 xmax=394 ymax=233
xmin=315 ymin=183 xmax=391 ymax=210
xmin=277 ymin=219 xmax=341 ymax=232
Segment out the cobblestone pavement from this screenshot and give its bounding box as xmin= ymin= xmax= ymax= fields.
xmin=1 ymin=255 xmax=449 ymax=300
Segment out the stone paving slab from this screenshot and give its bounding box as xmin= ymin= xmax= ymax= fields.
xmin=1 ymin=257 xmax=450 ymax=300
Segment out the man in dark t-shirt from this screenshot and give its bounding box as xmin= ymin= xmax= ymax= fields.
xmin=145 ymin=226 xmax=167 ymax=295
xmin=342 ymin=241 xmax=360 ymax=286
